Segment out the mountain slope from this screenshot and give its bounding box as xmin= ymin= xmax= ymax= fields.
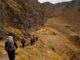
xmin=42 ymin=0 xmax=80 ymax=32
xmin=0 ymin=0 xmax=45 ymax=30
xmin=0 ymin=0 xmax=80 ymax=60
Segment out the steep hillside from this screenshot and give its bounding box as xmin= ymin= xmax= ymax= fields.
xmin=0 ymin=0 xmax=47 ymax=39
xmin=0 ymin=0 xmax=45 ymax=34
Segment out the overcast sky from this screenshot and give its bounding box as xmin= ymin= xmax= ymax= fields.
xmin=38 ymin=0 xmax=72 ymax=3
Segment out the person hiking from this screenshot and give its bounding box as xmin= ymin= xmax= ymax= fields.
xmin=30 ymin=35 xmax=36 ymax=45
xmin=5 ymin=34 xmax=18 ymax=60
xmin=26 ymin=32 xmax=31 ymax=38
xmin=35 ymin=36 xmax=38 ymax=41
xmin=20 ymin=37 xmax=26 ymax=48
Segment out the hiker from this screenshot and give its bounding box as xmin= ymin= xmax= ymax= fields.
xmin=35 ymin=36 xmax=38 ymax=41
xmin=5 ymin=34 xmax=18 ymax=60
xmin=20 ymin=37 xmax=26 ymax=48
xmin=30 ymin=35 xmax=36 ymax=45
xmin=26 ymin=32 xmax=31 ymax=38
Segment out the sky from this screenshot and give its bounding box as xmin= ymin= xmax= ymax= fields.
xmin=38 ymin=0 xmax=72 ymax=4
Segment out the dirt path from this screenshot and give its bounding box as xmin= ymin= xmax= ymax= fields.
xmin=0 ymin=54 xmax=9 ymax=60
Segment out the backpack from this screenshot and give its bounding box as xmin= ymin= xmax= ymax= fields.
xmin=7 ymin=36 xmax=15 ymax=51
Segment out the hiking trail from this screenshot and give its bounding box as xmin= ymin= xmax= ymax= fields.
xmin=0 ymin=54 xmax=9 ymax=60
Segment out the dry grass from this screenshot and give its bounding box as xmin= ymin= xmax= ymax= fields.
xmin=4 ymin=26 xmax=23 ymax=38
xmin=0 ymin=17 xmax=80 ymax=60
